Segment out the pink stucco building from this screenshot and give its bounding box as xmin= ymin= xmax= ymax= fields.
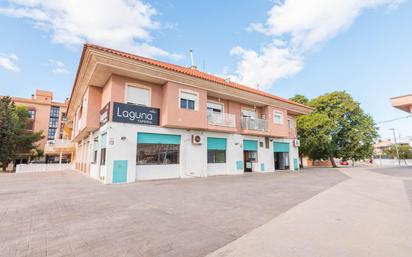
xmin=66 ymin=44 xmax=312 ymax=184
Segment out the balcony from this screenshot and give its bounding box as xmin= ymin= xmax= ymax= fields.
xmin=207 ymin=111 xmax=236 ymax=128
xmin=45 ymin=139 xmax=75 ymax=154
xmin=241 ymin=117 xmax=268 ymax=131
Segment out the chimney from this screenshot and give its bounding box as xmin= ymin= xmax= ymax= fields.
xmin=189 ymin=50 xmax=197 ymax=70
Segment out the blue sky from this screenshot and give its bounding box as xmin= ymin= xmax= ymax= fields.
xmin=0 ymin=0 xmax=411 ymax=139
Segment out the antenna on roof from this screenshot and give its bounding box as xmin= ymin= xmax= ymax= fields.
xmin=189 ymin=50 xmax=197 ymax=70
xmin=225 ymin=77 xmax=231 ymax=82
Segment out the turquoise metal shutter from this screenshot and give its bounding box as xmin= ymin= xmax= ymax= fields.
xmin=113 ymin=160 xmax=128 ymax=183
xmin=207 ymin=137 xmax=227 ymax=150
xmin=273 ymin=142 xmax=290 ymax=152
xmin=243 ymin=140 xmax=258 ymax=151
xmin=137 ymin=132 xmax=181 ymax=144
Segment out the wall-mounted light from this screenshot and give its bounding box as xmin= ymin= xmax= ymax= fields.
xmin=121 ymin=136 xmax=127 ymax=140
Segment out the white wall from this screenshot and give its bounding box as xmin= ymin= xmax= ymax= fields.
xmin=78 ymin=122 xmax=300 ymax=184
xmin=16 ymin=164 xmax=74 ymax=173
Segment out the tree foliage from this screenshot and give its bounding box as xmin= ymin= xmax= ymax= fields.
xmin=290 ymin=91 xmax=378 ymax=167
xmin=0 ymin=97 xmax=43 ymax=171
xmin=383 ymin=145 xmax=412 ymax=159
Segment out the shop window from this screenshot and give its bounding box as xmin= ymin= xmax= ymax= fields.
xmin=180 ymin=91 xmax=198 ymax=110
xmin=100 ymin=148 xmax=106 ymax=165
xmin=126 ymin=85 xmax=150 ymax=106
xmin=136 ymin=144 xmax=179 ymax=165
xmin=100 ymin=133 xmax=107 ymax=166
xmin=93 ymin=150 xmax=98 ymax=163
xmin=207 ymin=102 xmax=223 ymax=113
xmin=207 ymin=150 xmax=226 ymax=163
xmin=273 ymin=110 xmax=284 ymax=124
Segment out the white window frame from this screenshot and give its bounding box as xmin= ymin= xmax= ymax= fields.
xmin=207 ymin=100 xmax=224 ymax=113
xmin=124 ymin=83 xmax=152 ymax=106
xmin=288 ymin=117 xmax=294 ymax=129
xmin=273 ymin=110 xmax=284 ymax=124
xmin=241 ymin=107 xmax=257 ymax=118
xmin=179 ymin=89 xmax=199 ymax=111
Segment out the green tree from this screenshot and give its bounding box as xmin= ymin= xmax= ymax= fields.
xmin=290 ymin=94 xmax=310 ymax=105
xmin=383 ymin=145 xmax=412 ymax=159
xmin=0 ymin=97 xmax=16 ymax=171
xmin=291 ymin=91 xmax=378 ymax=167
xmin=0 ymin=97 xmax=43 ymax=172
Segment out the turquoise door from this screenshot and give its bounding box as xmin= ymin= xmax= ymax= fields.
xmin=294 ymin=158 xmax=299 ymax=171
xmin=113 ymin=160 xmax=128 ymax=183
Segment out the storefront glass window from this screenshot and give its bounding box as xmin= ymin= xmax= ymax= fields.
xmin=207 ymin=150 xmax=226 ymax=163
xmin=136 ymin=144 xmax=179 ymax=165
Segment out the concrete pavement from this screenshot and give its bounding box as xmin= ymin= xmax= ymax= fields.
xmin=206 ymin=168 xmax=412 ymax=257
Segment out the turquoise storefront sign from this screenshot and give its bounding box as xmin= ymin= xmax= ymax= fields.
xmin=207 ymin=137 xmax=227 ymax=150
xmin=137 ymin=132 xmax=181 ymax=144
xmin=243 ymin=140 xmax=258 ymax=151
xmin=273 ymin=142 xmax=290 ymax=152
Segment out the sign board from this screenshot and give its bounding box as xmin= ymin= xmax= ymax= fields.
xmin=112 ymin=102 xmax=160 ymax=125
xmin=100 ymin=103 xmax=110 ymax=126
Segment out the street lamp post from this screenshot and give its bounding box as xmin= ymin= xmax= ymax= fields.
xmin=389 ymin=128 xmax=401 ymax=167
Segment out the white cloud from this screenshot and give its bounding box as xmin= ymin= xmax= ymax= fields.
xmin=49 ymin=59 xmax=69 ymax=74
xmin=0 ymin=0 xmax=181 ymax=59
xmin=0 ymin=53 xmax=20 ymax=72
xmin=230 ymin=0 xmax=403 ymax=89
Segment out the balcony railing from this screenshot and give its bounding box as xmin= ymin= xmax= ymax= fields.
xmin=241 ymin=117 xmax=268 ymax=131
xmin=207 ymin=111 xmax=236 ymax=128
xmin=45 ymin=139 xmax=75 ymax=153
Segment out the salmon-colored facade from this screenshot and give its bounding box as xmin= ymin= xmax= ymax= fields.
xmin=10 ymin=90 xmax=73 ymax=163
xmin=391 ymin=94 xmax=412 ymax=114
xmin=67 ymin=44 xmax=312 ymax=184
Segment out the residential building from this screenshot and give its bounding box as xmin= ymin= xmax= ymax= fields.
xmin=66 ymin=44 xmax=312 ymax=184
xmin=11 ymin=90 xmax=74 ymax=163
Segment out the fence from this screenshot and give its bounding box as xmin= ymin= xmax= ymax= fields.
xmin=16 ymin=163 xmax=75 ymax=173
xmin=373 ymin=158 xmax=412 ymax=166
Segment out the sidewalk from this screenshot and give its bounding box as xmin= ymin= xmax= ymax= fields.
xmin=206 ymin=168 xmax=412 ymax=257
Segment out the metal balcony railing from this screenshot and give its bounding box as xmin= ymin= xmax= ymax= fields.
xmin=241 ymin=117 xmax=268 ymax=131
xmin=207 ymin=111 xmax=236 ymax=128
xmin=45 ymin=139 xmax=75 ymax=153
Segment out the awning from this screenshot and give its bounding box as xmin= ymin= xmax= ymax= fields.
xmin=207 ymin=137 xmax=227 ymax=150
xmin=273 ymin=142 xmax=290 ymax=152
xmin=243 ymin=140 xmax=257 ymax=151
xmin=137 ymin=132 xmax=181 ymax=144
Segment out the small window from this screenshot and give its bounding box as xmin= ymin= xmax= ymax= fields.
xmin=208 ymin=150 xmax=226 ymax=163
xmin=288 ymin=118 xmax=293 ymax=129
xmin=28 ymin=110 xmax=36 ymax=119
xmin=273 ymin=110 xmax=283 ymax=124
xmin=241 ymin=108 xmax=256 ymax=118
xmin=180 ymin=91 xmax=198 ymax=110
xmin=126 ymin=85 xmax=150 ymax=106
xmin=207 ymin=102 xmax=223 ymax=113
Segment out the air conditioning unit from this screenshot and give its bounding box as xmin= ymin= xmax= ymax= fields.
xmin=192 ymin=134 xmax=203 ymax=145
xmin=293 ymin=139 xmax=300 ymax=147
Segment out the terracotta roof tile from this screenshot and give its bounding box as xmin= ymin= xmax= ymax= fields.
xmin=71 ymin=43 xmax=311 ymax=111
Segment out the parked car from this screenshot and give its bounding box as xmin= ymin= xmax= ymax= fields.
xmin=340 ymin=161 xmax=349 ymax=165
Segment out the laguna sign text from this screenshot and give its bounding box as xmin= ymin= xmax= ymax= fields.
xmin=112 ymin=102 xmax=160 ymax=125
